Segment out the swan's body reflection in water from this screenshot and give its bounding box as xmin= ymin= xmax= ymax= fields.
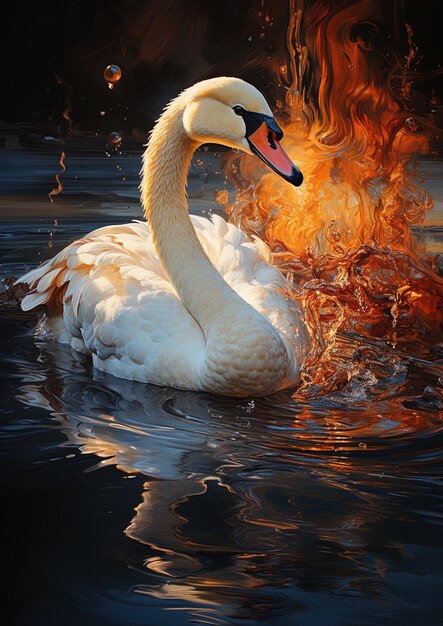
xmin=17 ymin=339 xmax=443 ymax=623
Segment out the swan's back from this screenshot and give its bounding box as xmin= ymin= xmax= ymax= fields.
xmin=19 ymin=215 xmax=306 ymax=391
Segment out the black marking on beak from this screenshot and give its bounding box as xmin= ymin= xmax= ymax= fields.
xmin=238 ymin=110 xmax=303 ymax=187
xmin=241 ymin=111 xmax=284 ymax=141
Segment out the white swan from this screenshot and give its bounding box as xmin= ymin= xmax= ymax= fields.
xmin=18 ymin=77 xmax=309 ymax=397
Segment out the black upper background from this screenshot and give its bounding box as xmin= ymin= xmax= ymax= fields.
xmin=1 ymin=0 xmax=441 ymax=137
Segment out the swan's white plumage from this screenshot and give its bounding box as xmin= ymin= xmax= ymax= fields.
xmin=18 ymin=77 xmax=309 ymax=396
xmin=20 ymin=215 xmax=306 ymax=392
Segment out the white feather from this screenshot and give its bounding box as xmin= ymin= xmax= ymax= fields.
xmin=16 ymin=77 xmax=310 ymax=396
xmin=18 ymin=217 xmax=305 ymax=386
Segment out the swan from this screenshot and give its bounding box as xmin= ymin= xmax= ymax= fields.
xmin=17 ymin=77 xmax=309 ymax=397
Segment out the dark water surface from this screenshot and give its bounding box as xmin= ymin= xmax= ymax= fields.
xmin=1 ymin=147 xmax=443 ymax=625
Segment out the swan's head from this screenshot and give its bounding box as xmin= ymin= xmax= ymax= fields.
xmin=182 ymin=77 xmax=303 ymax=187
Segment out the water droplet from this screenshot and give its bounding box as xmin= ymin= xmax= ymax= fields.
xmin=108 ymin=131 xmax=122 ymax=145
xmin=103 ymin=65 xmax=122 ymax=89
xmin=216 ymin=189 xmax=229 ymax=205
xmin=358 ymin=442 xmax=367 ymax=449
xmin=259 ymin=32 xmax=265 ymax=39
xmin=405 ymin=116 xmax=418 ymax=132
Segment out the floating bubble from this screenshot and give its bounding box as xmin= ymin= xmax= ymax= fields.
xmin=108 ymin=131 xmax=122 ymax=145
xmin=103 ymin=65 xmax=122 ymax=89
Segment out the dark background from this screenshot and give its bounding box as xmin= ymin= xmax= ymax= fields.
xmin=1 ymin=0 xmax=441 ymax=140
xmin=1 ymin=4 xmax=442 ymax=625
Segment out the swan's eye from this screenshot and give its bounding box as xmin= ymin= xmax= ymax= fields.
xmin=233 ymin=105 xmax=245 ymax=115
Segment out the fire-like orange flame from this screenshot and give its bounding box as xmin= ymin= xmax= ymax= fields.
xmin=224 ymin=0 xmax=443 ymax=396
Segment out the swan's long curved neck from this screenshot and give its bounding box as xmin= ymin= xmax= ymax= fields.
xmin=140 ymin=99 xmax=291 ymax=395
xmin=140 ymin=101 xmax=243 ymax=332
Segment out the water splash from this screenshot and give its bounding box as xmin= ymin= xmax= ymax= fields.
xmin=48 ymin=149 xmax=66 ymax=202
xmin=48 ymin=70 xmax=74 ymax=202
xmin=224 ymin=0 xmax=443 ymax=396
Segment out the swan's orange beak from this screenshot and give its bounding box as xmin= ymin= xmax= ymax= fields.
xmin=243 ymin=113 xmax=303 ymax=186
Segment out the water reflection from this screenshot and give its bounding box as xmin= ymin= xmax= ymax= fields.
xmin=1 ymin=144 xmax=442 ymax=623
xmin=14 ymin=336 xmax=443 ymax=622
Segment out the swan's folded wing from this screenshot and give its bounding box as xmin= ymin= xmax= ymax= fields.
xmin=18 ymin=222 xmax=162 ymax=311
xmin=16 ymin=222 xmax=205 ymax=386
xmin=193 ymin=214 xmax=308 ymax=380
xmin=17 ymin=215 xmax=306 ymax=385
